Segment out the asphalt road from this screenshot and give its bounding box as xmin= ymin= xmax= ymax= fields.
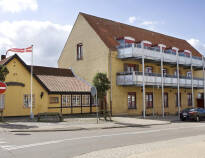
xmin=1 ymin=121 xmax=205 ymax=158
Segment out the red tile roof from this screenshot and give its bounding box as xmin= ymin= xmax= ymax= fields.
xmin=28 ymin=65 xmax=74 ymax=77
xmin=80 ymin=12 xmax=201 ymax=57
xmin=0 ymin=54 xmax=91 ymax=93
xmin=37 ymin=75 xmax=91 ymax=92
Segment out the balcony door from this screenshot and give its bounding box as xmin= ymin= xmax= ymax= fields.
xmin=145 ymin=66 xmax=153 ymax=73
xmin=163 ymin=68 xmax=167 ymax=76
xmin=187 ymin=71 xmax=192 ymax=78
xmin=124 ymin=64 xmax=139 ymax=73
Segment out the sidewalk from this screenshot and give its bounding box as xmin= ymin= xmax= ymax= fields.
xmin=72 ymin=134 xmax=205 ymax=158
xmin=0 ymin=116 xmax=175 ymax=132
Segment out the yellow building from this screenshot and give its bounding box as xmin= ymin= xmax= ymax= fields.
xmin=58 ymin=12 xmax=205 ymax=116
xmin=0 ymin=54 xmax=94 ymax=117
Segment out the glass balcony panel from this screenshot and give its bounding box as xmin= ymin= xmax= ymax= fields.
xmin=117 ymin=71 xmax=203 ymax=88
xmin=117 ymin=46 xmax=203 ymax=67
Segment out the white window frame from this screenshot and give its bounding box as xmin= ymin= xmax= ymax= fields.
xmin=24 ymin=94 xmax=35 ymax=108
xmin=62 ymin=95 xmax=71 ymax=106
xmin=72 ymin=95 xmax=81 ymax=106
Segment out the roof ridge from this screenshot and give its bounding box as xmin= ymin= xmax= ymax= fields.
xmin=28 ymin=65 xmax=71 ymax=70
xmin=80 ymin=12 xmax=185 ymax=42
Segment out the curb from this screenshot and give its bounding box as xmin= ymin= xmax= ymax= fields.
xmin=10 ymin=126 xmax=125 ymax=133
xmin=9 ymin=122 xmax=172 ymax=133
xmin=10 ymin=127 xmax=86 ymax=132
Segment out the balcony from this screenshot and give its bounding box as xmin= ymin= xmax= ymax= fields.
xmin=117 ymin=71 xmax=204 ymax=88
xmin=117 ymin=44 xmax=203 ymax=67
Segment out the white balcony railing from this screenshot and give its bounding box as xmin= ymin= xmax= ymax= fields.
xmin=117 ymin=71 xmax=204 ymax=88
xmin=117 ymin=45 xmax=203 ymax=67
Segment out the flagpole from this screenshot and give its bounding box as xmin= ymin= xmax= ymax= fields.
xmin=30 ymin=45 xmax=34 ymax=119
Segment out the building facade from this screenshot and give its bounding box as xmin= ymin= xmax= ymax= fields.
xmin=0 ymin=54 xmax=95 ymax=117
xmin=58 ymin=12 xmax=205 ymax=116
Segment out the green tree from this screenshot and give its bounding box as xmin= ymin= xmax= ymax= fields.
xmin=0 ymin=65 xmax=9 ymax=82
xmin=93 ymin=73 xmax=110 ymax=120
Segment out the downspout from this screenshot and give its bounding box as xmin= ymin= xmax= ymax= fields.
xmin=191 ymin=52 xmax=194 ymax=108
xmin=109 ymin=49 xmax=113 ymax=116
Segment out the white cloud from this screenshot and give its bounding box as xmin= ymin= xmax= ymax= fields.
xmin=128 ymin=16 xmax=136 ymax=24
xmin=127 ymin=16 xmax=163 ymax=31
xmin=140 ymin=21 xmax=160 ymax=31
xmin=0 ymin=20 xmax=72 ymax=67
xmin=140 ymin=21 xmax=158 ymax=26
xmin=0 ymin=0 xmax=38 ymax=13
xmin=187 ymin=38 xmax=205 ymax=55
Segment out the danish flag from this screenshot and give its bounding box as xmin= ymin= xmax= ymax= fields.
xmin=6 ymin=45 xmax=33 ymax=55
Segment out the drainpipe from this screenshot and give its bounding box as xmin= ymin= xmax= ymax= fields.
xmin=142 ymin=55 xmax=146 ymax=118
xmin=109 ymin=49 xmax=113 ymax=116
xmin=176 ymin=48 xmax=180 ymax=118
xmin=160 ymin=47 xmax=164 ymax=118
xmin=191 ymin=52 xmax=194 ymax=108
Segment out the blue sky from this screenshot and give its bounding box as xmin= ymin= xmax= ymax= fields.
xmin=0 ymin=0 xmax=204 ymax=66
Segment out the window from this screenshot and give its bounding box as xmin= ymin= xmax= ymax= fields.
xmin=187 ymin=93 xmax=192 ymax=106
xmin=187 ymin=72 xmax=192 ymax=78
xmin=77 ymin=43 xmax=83 ymax=60
xmin=174 ymin=70 xmax=181 ymax=76
xmin=175 ymin=93 xmax=181 ymax=107
xmin=49 ymin=97 xmax=59 ymax=104
xmin=128 ymin=92 xmax=136 ymax=109
xmin=124 ymin=64 xmax=139 ymax=72
xmin=82 ymin=95 xmax=90 ymax=106
xmin=145 ymin=67 xmax=153 ymax=73
xmin=174 ymin=70 xmax=177 ymax=76
xmin=24 ymin=94 xmax=35 ymax=108
xmin=72 ymin=95 xmax=81 ymax=106
xmin=0 ymin=94 xmax=5 ymax=109
xmin=163 ymin=68 xmax=167 ymax=76
xmin=146 ymin=93 xmax=153 ymax=108
xmin=62 ymin=95 xmax=71 ymax=106
xmin=164 ymin=93 xmax=168 ymax=108
xmin=198 ymin=93 xmax=204 ymax=99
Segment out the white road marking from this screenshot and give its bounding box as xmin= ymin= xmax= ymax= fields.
xmin=2 ymin=124 xmax=205 ymax=151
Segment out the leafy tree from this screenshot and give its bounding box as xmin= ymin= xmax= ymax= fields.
xmin=0 ymin=65 xmax=9 ymax=82
xmin=93 ymin=73 xmax=110 ymax=98
xmin=93 ymin=73 xmax=110 ymax=120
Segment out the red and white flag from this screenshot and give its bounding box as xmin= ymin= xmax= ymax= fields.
xmin=6 ymin=44 xmax=34 ymax=119
xmin=6 ymin=45 xmax=33 ymax=55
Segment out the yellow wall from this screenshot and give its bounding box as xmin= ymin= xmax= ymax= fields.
xmin=2 ymin=58 xmax=95 ymax=117
xmin=3 ymin=58 xmax=48 ymax=116
xmin=57 ymin=14 xmax=204 ymax=116
xmin=58 ymin=14 xmax=109 ymax=84
xmin=110 ymin=51 xmax=202 ymax=115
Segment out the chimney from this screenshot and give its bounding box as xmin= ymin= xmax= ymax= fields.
xmin=1 ymin=55 xmax=6 ymax=60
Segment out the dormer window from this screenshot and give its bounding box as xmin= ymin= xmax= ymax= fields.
xmin=77 ymin=43 xmax=83 ymax=60
xmin=141 ymin=40 xmax=152 ymax=50
xmin=184 ymin=50 xmax=191 ymax=57
xmin=117 ymin=36 xmax=135 ymax=49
